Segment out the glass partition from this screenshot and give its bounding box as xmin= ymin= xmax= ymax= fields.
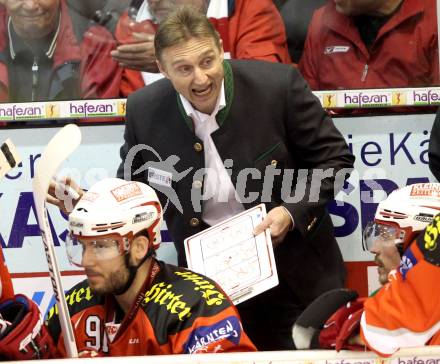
xmin=281 ymin=0 xmax=440 ymax=115
xmin=0 ymin=0 xmax=437 ymax=123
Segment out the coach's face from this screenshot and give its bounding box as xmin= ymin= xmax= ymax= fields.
xmin=157 ymin=36 xmax=224 ymax=115
xmin=5 ymin=0 xmax=60 ymax=40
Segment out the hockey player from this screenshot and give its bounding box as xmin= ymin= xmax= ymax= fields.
xmin=361 ymin=182 xmax=437 ymax=287
xmin=293 ymin=183 xmax=440 ymax=355
xmin=0 ymin=178 xmax=255 ymax=359
xmin=360 ymin=184 xmax=440 ymax=355
xmin=47 ymin=177 xmax=256 ymax=356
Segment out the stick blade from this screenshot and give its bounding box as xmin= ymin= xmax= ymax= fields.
xmin=32 ymin=124 xmax=81 ymax=209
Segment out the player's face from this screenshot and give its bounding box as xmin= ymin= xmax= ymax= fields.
xmin=333 ymin=0 xmax=385 ymax=15
xmin=369 ymin=237 xmax=401 ymax=285
xmin=80 ymin=241 xmax=130 ymax=295
xmin=5 ymin=0 xmax=60 ymax=40
xmin=157 ymin=36 xmax=224 ymax=115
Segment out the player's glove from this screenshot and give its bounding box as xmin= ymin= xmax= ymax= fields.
xmin=319 ymin=298 xmax=365 ymax=351
xmin=292 ymin=288 xmax=359 ymax=349
xmin=0 ymin=294 xmax=57 ymax=359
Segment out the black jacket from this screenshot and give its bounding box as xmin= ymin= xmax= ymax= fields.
xmin=430 ymin=109 xmax=440 ymax=181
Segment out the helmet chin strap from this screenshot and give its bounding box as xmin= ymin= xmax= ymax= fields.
xmin=114 ymin=246 xmax=155 ymax=296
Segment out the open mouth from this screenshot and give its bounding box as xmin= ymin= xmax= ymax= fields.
xmin=192 ymin=84 xmax=212 ymax=97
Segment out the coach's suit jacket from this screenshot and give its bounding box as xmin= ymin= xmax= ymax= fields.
xmin=430 ymin=109 xmax=440 ymax=181
xmin=118 ymin=60 xmax=355 ymax=306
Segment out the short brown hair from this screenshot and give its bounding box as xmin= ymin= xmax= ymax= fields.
xmin=154 ymin=5 xmax=221 ymax=62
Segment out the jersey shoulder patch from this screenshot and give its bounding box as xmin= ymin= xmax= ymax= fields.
xmin=416 ymin=213 xmax=440 ymax=267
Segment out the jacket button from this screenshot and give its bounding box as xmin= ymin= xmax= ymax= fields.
xmin=190 ymin=218 xmax=200 ymax=227
xmin=194 ymin=143 xmax=203 ymax=152
xmin=192 ymin=180 xmax=203 ymax=189
xmin=271 ymin=160 xmax=278 ymax=167
xmin=307 ymin=217 xmax=318 ymax=231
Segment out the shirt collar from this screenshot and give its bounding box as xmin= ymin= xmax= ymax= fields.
xmin=179 ymin=80 xmax=226 ymax=119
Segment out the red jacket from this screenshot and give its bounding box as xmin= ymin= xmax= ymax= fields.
xmin=0 ymin=0 xmax=121 ymax=101
xmin=299 ymin=0 xmax=439 ymax=90
xmin=116 ymin=0 xmax=291 ymax=97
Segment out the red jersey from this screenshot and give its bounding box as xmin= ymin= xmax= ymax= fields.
xmin=0 ymin=246 xmax=13 ymax=301
xmin=360 ymin=214 xmax=440 ymax=356
xmin=46 ymin=260 xmax=256 ymax=356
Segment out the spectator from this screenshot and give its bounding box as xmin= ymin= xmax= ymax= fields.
xmin=299 ymin=0 xmax=439 ymax=90
xmin=112 ymin=0 xmax=291 ymax=96
xmin=113 ymin=7 xmax=354 ymax=350
xmin=429 ymin=109 xmax=440 ymax=181
xmin=279 ymin=0 xmax=327 ymax=64
xmin=0 ymin=0 xmax=122 ymax=102
xmin=66 ymin=0 xmax=131 ymax=33
xmin=0 ymin=178 xmax=256 ymax=359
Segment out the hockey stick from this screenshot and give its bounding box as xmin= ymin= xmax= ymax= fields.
xmin=32 ymin=124 xmax=81 ymax=358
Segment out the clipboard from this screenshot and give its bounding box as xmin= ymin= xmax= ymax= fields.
xmin=184 ymin=204 xmax=278 ymax=305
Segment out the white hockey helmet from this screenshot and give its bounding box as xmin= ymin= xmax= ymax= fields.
xmin=363 ymin=183 xmax=440 ymax=253
xmin=66 ymin=178 xmax=162 ymax=267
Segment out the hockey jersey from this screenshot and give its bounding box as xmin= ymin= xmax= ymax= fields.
xmin=0 ymin=246 xmax=13 ymax=301
xmin=46 ymin=260 xmax=256 ymax=356
xmin=360 ymin=213 xmax=440 ymax=356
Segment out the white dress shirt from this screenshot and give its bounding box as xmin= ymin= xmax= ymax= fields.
xmin=179 ymin=81 xmax=244 ymax=226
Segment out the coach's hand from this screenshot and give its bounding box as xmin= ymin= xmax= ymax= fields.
xmin=253 ymin=206 xmax=293 ymax=246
